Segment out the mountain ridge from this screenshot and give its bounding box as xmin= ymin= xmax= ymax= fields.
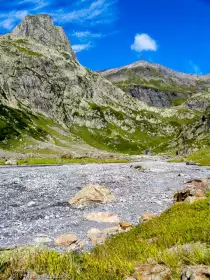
xmin=100 ymin=59 xmax=210 ymax=108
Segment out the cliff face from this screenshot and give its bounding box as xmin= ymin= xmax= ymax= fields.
xmin=10 ymin=14 xmax=74 ymax=55
xmin=128 ymin=86 xmax=189 ymax=108
xmin=0 ymin=14 xmax=209 ymax=155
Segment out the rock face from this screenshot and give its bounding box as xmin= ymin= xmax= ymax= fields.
xmin=10 ymin=14 xmax=74 ymax=55
xmin=69 ymin=184 xmax=116 ymax=208
xmin=129 ymin=86 xmax=189 ymax=108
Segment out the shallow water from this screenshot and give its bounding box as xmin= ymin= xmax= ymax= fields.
xmin=0 ymin=160 xmax=209 ymax=248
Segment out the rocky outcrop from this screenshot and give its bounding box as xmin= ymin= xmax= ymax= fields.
xmin=10 ymin=14 xmax=74 ymax=55
xmin=129 ymin=86 xmax=189 ymax=108
xmin=174 ymin=178 xmax=210 ymax=203
xmin=181 ymin=265 xmax=210 ymax=280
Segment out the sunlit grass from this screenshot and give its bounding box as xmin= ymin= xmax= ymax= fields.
xmin=17 ymin=157 xmax=129 ymax=165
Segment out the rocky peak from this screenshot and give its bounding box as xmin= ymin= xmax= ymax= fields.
xmin=10 ymin=14 xmax=73 ymax=54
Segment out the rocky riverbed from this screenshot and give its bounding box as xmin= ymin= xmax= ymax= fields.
xmin=0 ymin=160 xmax=210 ymax=249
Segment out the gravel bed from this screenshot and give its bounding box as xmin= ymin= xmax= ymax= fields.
xmin=0 ymin=160 xmax=209 ymax=248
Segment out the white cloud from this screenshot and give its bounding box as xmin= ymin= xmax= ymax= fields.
xmin=189 ymin=60 xmax=202 ymax=75
xmin=72 ymin=31 xmax=102 ymax=38
xmin=18 ymin=0 xmax=48 ymax=9
xmin=0 ymin=10 xmax=28 ymax=30
xmin=53 ymin=0 xmax=117 ymax=24
xmin=72 ymin=43 xmax=91 ymax=53
xmin=131 ymin=33 xmax=157 ymax=53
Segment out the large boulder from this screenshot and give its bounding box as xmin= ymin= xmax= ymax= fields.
xmin=54 ymin=233 xmax=77 ymax=246
xmin=181 ymin=265 xmax=210 ymax=280
xmin=174 ymin=178 xmax=210 ymax=203
xmin=69 ymin=184 xmax=116 ymax=208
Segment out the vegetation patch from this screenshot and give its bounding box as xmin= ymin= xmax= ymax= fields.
xmin=15 ymin=39 xmax=27 ymax=44
xmin=17 ymin=157 xmax=129 ymax=165
xmin=171 ymin=98 xmax=187 ymax=106
xmin=0 ymin=105 xmax=48 ymax=150
xmin=187 ymin=147 xmax=210 ymax=166
xmin=17 ymin=46 xmax=42 ymax=57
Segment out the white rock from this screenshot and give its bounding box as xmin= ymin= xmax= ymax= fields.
xmin=84 ymin=212 xmax=120 ymax=223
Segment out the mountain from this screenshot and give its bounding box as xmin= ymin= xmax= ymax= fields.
xmin=101 ymin=61 xmax=210 ymax=109
xmin=0 ymin=14 xmax=209 ymax=156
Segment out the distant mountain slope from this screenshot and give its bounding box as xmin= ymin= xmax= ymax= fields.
xmin=101 ymin=61 xmax=210 ymax=108
xmin=0 ymin=14 xmax=209 ymax=156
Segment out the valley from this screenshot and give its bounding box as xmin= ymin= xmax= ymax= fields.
xmin=0 ymin=13 xmax=210 ymax=280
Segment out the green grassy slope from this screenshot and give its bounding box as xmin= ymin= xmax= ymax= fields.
xmin=0 ymin=102 xmax=208 ymax=156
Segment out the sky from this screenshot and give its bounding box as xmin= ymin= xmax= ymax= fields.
xmin=0 ymin=0 xmax=210 ymax=75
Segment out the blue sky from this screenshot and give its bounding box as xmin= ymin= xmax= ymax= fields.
xmin=0 ymin=0 xmax=210 ymax=74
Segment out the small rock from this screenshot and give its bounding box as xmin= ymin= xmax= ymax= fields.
xmin=76 ymin=239 xmax=86 ymax=249
xmin=87 ymin=228 xmax=107 ymax=246
xmin=68 ymin=243 xmax=78 ymax=251
xmin=87 ymin=227 xmax=121 ymax=246
xmin=103 ymin=226 xmax=121 ymax=235
xmin=132 ymin=264 xmax=171 ymax=280
xmin=33 ymin=236 xmax=53 ymax=244
xmin=140 ymin=213 xmax=156 ymax=223
xmin=5 ymin=159 xmax=17 ymax=165
xmin=55 ymin=234 xmax=77 ymax=246
xmin=69 ymin=184 xmax=116 ymax=208
xmin=84 ymin=212 xmax=120 ymax=223
xmin=186 ymin=161 xmax=198 ymax=166
xmin=120 ymin=222 xmax=132 ymax=230
xmin=27 ymin=201 xmax=36 ymax=207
